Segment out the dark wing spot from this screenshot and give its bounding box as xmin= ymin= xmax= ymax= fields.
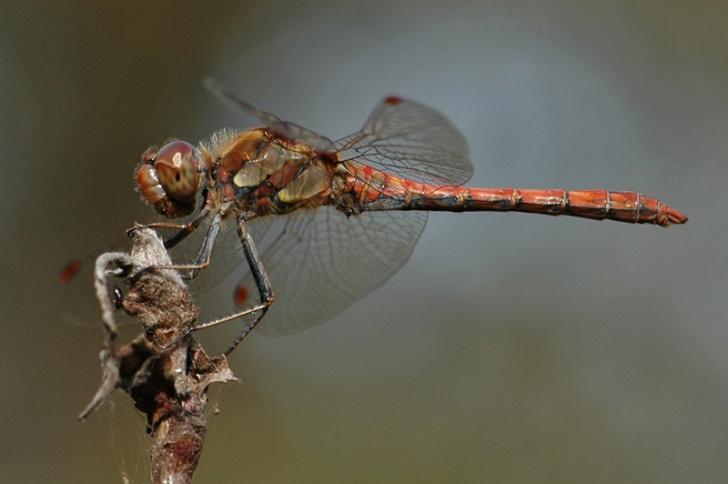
xmin=58 ymin=259 xmax=82 ymax=284
xmin=384 ymin=95 xmax=403 ymax=105
xmin=233 ymin=285 xmax=249 ymax=307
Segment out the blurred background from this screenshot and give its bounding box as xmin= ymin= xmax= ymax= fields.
xmin=1 ymin=0 xmax=726 ymax=482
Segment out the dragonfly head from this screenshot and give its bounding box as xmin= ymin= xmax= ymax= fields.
xmin=135 ymin=140 xmax=202 ymax=218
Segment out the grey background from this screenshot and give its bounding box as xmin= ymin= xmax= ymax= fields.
xmin=2 ymin=1 xmax=725 ymax=482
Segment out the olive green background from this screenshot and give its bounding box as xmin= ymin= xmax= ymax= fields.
xmin=1 ymin=1 xmax=725 ymax=482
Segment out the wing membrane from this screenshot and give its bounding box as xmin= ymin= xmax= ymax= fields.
xmin=205 ymin=82 xmax=472 ymax=186
xmin=335 ymin=97 xmax=473 ymax=186
xmin=203 ymin=77 xmax=281 ymax=126
xmin=233 ymin=208 xmax=428 ymax=336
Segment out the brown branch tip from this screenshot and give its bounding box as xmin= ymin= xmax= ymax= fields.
xmin=79 ymin=227 xmax=238 ymax=483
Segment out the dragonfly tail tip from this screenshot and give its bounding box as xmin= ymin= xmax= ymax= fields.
xmin=663 ymin=205 xmax=688 ymax=225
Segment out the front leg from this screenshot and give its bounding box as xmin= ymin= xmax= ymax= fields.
xmin=127 ymin=205 xmax=211 ymax=250
xmin=191 ymin=215 xmax=275 ymax=355
xmin=141 ymin=211 xmax=223 ymax=282
xmin=129 ymin=202 xmax=235 ymax=280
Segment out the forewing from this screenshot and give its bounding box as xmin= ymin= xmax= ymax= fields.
xmin=205 ymin=84 xmax=472 ymax=185
xmin=335 ymin=96 xmax=473 ymax=186
xmin=268 ymin=121 xmax=336 ymax=154
xmin=233 ymin=207 xmax=428 ymax=336
xmin=203 ymin=77 xmax=281 ymax=126
xmin=204 ymin=80 xmax=337 ymax=154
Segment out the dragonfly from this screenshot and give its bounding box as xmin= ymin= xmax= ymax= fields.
xmin=59 ymin=79 xmax=687 ymax=354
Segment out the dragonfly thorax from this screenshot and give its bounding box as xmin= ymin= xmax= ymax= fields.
xmin=207 ymin=128 xmax=337 ymax=217
xmin=136 ymin=140 xmax=203 ymax=218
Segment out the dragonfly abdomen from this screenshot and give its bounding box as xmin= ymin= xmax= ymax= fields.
xmin=358 ymin=180 xmax=687 ymax=226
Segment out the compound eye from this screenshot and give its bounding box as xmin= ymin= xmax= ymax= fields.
xmin=154 ymin=140 xmax=201 ymax=201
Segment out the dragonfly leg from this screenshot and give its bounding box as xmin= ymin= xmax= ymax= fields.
xmin=147 ymin=211 xmax=222 ymax=280
xmin=190 ymin=216 xmax=275 ymax=355
xmin=126 ymin=205 xmax=211 ymax=250
xmin=163 ymin=205 xmax=211 ymax=249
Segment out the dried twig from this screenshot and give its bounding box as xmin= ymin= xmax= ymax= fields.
xmin=79 ymin=228 xmax=237 ymax=483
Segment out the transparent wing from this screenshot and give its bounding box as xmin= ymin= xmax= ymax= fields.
xmin=233 ymin=207 xmax=428 ymax=336
xmin=335 ymin=96 xmax=473 ymax=186
xmin=203 ymin=77 xmax=281 ymax=126
xmin=205 ymin=83 xmax=472 ymax=185
xmin=268 ymin=120 xmax=336 ymax=154
xmin=205 ymin=79 xmax=336 ymax=154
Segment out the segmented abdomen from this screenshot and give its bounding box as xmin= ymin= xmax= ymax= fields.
xmin=345 ymin=165 xmax=687 ymax=226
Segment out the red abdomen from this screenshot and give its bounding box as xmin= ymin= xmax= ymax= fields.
xmin=345 ymin=165 xmax=687 ymax=227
